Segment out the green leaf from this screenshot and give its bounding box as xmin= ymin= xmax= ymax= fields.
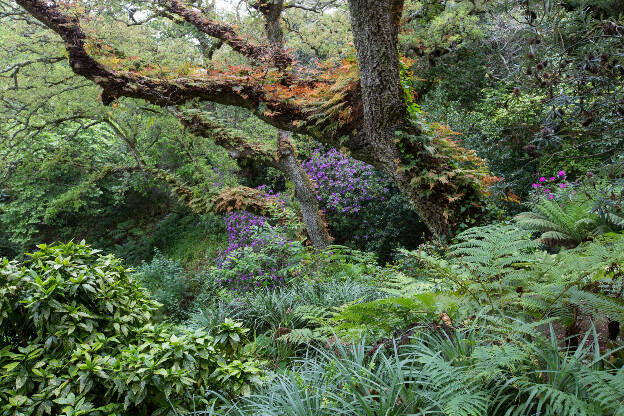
xmin=4 ymin=361 xmax=20 ymax=371
xmin=155 ymin=369 xmax=168 ymax=377
xmin=15 ymin=373 xmax=27 ymax=390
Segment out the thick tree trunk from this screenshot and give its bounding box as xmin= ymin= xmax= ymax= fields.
xmin=347 ymin=0 xmax=406 ymax=150
xmin=253 ymin=0 xmax=285 ymax=48
xmin=346 ymin=0 xmax=467 ymax=241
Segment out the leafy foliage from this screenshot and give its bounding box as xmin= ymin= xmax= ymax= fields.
xmin=0 ymin=242 xmax=262 ymax=416
xmin=207 ymin=319 xmax=624 ymax=416
xmin=133 ymin=250 xmax=189 ymax=320
xmin=426 ymin=224 xmax=624 ymax=328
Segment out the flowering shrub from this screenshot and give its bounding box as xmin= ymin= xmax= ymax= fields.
xmin=212 ymin=210 xmax=305 ymax=292
xmin=303 ymin=148 xmax=426 ymax=261
xmin=531 ymin=170 xmax=569 ymax=199
xmin=303 ymin=148 xmax=388 ymax=214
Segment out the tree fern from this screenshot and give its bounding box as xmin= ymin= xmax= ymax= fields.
xmin=515 ymin=197 xmax=605 ymax=246
xmin=519 ymin=235 xmax=624 ymax=324
xmin=447 ymin=225 xmax=624 ymax=326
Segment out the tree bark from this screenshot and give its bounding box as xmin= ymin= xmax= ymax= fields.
xmin=252 ymin=0 xmax=285 ymax=48
xmin=277 ymin=131 xmax=331 ymax=249
xmin=347 ymin=0 xmax=406 ymax=150
xmin=346 ymin=0 xmax=478 ymax=241
xmin=173 ymin=108 xmax=332 ymax=249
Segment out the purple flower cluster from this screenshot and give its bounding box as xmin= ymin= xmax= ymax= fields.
xmin=256 ymin=185 xmax=288 ymax=207
xmin=222 ymin=211 xmax=267 ymax=252
xmin=302 ymin=148 xmax=390 ymax=215
xmin=531 ymin=170 xmax=567 ymax=199
xmin=214 ymin=210 xmax=302 ymax=292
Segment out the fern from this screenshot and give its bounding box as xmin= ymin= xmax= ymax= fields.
xmin=379 ymin=268 xmax=451 ymax=296
xmin=277 ymin=328 xmax=322 ymax=345
xmin=450 ymin=224 xmax=538 ymax=279
xmin=208 ymin=315 xmax=624 ymax=416
xmin=444 ymin=224 xmax=624 ymax=326
xmin=516 ymin=197 xmax=605 ymax=246
xmin=605 ymin=212 xmax=624 ymax=228
xmin=327 ymin=293 xmax=443 ymax=337
xmin=518 ymin=235 xmax=624 ymax=323
xmin=576 ymin=366 xmax=624 ymax=416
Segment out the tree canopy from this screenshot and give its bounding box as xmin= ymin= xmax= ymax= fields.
xmin=2 ymin=0 xmax=497 ymax=241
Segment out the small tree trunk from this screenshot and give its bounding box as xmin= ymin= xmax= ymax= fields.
xmin=277 ymin=132 xmax=331 ymax=249
xmin=256 ymin=0 xmax=332 ymax=249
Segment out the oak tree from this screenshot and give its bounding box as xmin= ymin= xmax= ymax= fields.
xmin=8 ymin=0 xmax=490 ymax=241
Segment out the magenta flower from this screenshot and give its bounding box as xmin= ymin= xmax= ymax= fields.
xmin=558 ymin=171 xmax=566 ymax=177
xmin=548 ymin=194 xmax=555 ymax=199
xmin=549 ymin=177 xmax=555 ymax=181
xmin=560 ymin=183 xmax=566 ymax=189
xmin=544 ymin=189 xmax=551 ymax=193
xmin=539 ymin=177 xmax=546 ymax=182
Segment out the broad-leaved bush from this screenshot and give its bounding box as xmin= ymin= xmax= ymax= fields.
xmin=0 ymin=242 xmax=262 ymax=416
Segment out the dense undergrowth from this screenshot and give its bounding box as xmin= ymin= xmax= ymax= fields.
xmin=2 ymin=135 xmax=624 ymax=416
xmin=3 ymin=169 xmax=624 ymax=415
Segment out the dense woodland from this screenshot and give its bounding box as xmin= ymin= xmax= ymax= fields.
xmin=1 ymin=0 xmax=624 ymax=414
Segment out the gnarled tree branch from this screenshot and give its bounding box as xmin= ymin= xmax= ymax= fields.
xmin=165 ymin=0 xmax=293 ymax=68
xmin=14 ymin=0 xmax=305 ymax=122
xmin=170 ymin=108 xmax=281 ymax=169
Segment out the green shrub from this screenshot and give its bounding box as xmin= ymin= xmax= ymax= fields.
xmin=133 ymin=250 xmax=189 ymax=320
xmin=294 ymin=245 xmax=384 ymax=283
xmin=0 ymin=242 xmax=262 ymax=416
xmin=191 ymin=246 xmax=389 ymax=337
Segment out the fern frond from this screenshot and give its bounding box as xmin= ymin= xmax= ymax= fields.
xmin=540 ymin=230 xmax=572 ymax=243
xmin=277 ymin=328 xmax=324 ymax=344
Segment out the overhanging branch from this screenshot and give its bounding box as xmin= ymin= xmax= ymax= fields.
xmin=14 ymin=0 xmax=314 ymax=132
xmin=164 ymin=0 xmax=293 ymax=68
xmin=170 ymin=108 xmax=281 ymax=169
